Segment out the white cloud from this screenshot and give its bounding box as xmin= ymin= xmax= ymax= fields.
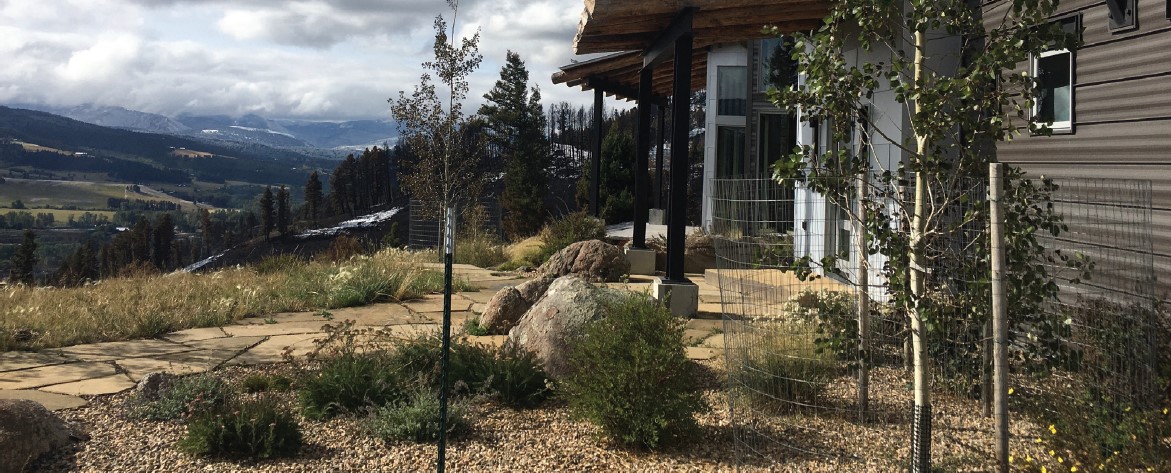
xmin=0 ymin=0 xmax=617 ymax=120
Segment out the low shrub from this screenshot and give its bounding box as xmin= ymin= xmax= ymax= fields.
xmin=786 ymin=289 xmax=858 ymax=362
xmin=298 ymin=352 xmax=405 ymax=420
xmin=316 ymin=234 xmax=365 ymax=262
xmin=389 ymin=334 xmax=550 ymax=408
xmin=178 ymin=396 xmax=302 ymax=459
xmin=129 ymin=373 xmax=233 ymax=421
xmin=529 ymin=212 xmax=605 ymax=266
xmin=454 ymin=233 xmax=509 ymax=268
xmin=240 ymin=374 xmax=293 ymax=393
xmin=563 ymin=293 xmax=706 ymax=449
xmin=366 ymin=388 xmax=470 ymax=443
xmin=738 ymin=322 xmax=838 ymax=413
xmin=463 ymin=316 xmax=489 ymax=336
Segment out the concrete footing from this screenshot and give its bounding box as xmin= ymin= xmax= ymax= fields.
xmin=625 ymin=247 xmax=656 ymax=276
xmin=648 ymin=208 xmax=667 ymax=225
xmin=651 ymin=277 xmax=698 ymax=317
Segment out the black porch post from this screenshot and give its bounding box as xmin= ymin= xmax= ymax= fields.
xmin=655 ymin=104 xmax=666 ymax=210
xmin=633 ymin=66 xmax=653 ymax=249
xmin=590 ymin=87 xmax=604 ymax=218
xmin=665 ymin=33 xmax=692 ymax=282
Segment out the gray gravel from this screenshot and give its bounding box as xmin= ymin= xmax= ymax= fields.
xmin=27 ymin=361 xmax=1046 ymax=472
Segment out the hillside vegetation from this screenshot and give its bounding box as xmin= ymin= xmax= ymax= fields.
xmin=0 ymin=249 xmax=471 ymax=351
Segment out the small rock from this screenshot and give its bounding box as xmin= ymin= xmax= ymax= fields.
xmin=0 ymin=399 xmax=73 ymax=473
xmin=538 ymin=240 xmax=629 ymax=282
xmin=134 ymin=372 xmax=174 ymax=401
xmin=477 ymin=287 xmax=528 ymax=335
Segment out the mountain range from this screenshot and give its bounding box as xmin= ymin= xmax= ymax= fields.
xmin=8 ymin=103 xmax=398 ymax=152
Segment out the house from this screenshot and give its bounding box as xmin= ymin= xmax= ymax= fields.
xmin=983 ymin=0 xmax=1171 ymax=296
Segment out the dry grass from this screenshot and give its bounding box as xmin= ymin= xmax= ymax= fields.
xmin=0 ymin=249 xmax=471 ymax=351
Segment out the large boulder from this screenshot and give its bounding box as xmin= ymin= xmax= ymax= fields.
xmin=0 ymin=399 xmax=73 ymax=472
xmin=477 ymin=276 xmax=557 ymax=335
xmin=508 ymin=276 xmax=623 ymax=379
xmin=538 ymin=240 xmax=629 ymax=282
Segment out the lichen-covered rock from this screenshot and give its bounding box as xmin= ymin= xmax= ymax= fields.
xmin=135 ymin=371 xmax=175 ymax=401
xmin=508 ymin=276 xmax=623 ymax=379
xmin=477 ymin=287 xmax=528 ymax=335
xmin=538 ymin=240 xmax=628 ymax=282
xmin=0 ymin=399 xmax=72 ymax=473
xmin=515 ymin=276 xmax=555 ymax=304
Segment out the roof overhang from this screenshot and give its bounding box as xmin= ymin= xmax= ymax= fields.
xmin=552 ymin=0 xmax=830 ymax=102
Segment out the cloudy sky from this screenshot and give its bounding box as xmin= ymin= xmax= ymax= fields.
xmin=0 ymin=0 xmax=605 ymax=121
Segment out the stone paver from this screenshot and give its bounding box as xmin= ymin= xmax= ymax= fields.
xmin=180 ymin=335 xmax=267 ymax=353
xmin=221 ymin=321 xmax=331 ymax=337
xmin=327 ymin=304 xmax=416 ymax=326
xmin=41 ymin=374 xmax=136 ymax=396
xmin=52 ymin=339 xmax=194 ymax=361
xmin=685 ymin=318 xmax=724 ymax=332
xmin=684 ymin=329 xmax=714 ymax=345
xmin=116 ymin=358 xmax=208 ymax=381
xmin=161 ymin=327 xmax=229 ymax=343
xmin=701 ymin=333 xmax=725 ymax=349
xmin=0 ymin=389 xmax=87 ymax=411
xmin=226 ymin=333 xmax=325 ymax=366
xmin=0 ymin=351 xmax=80 ymax=372
xmin=0 ymin=361 xmax=118 ymax=390
xmin=458 ymin=290 xmax=497 ymax=304
xmin=406 ymin=294 xmax=474 ymax=313
xmin=685 ymin=347 xmax=721 ymax=361
xmin=151 ymin=349 xmax=245 ymax=368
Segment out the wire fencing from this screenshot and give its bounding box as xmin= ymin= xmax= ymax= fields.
xmin=712 ymin=170 xmax=1169 ymax=471
xmin=407 ymin=199 xmax=502 ymax=250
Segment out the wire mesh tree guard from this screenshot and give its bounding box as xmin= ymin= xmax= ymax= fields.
xmin=711 ymin=172 xmax=1167 ymax=471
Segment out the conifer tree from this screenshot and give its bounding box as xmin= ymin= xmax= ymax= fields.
xmin=8 ymin=229 xmax=37 ymax=285
xmin=151 ymin=213 xmax=174 ymax=270
xmin=259 ymin=186 xmax=274 ymax=242
xmin=304 ymin=171 xmax=323 ymax=227
xmin=480 ymin=51 xmax=549 ymax=239
xmin=276 ymin=186 xmax=291 ymax=235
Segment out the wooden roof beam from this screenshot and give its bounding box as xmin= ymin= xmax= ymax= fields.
xmin=643 ymin=8 xmax=696 ymax=68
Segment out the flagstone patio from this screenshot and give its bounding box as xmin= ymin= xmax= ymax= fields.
xmin=0 ymin=265 xmax=727 ymax=410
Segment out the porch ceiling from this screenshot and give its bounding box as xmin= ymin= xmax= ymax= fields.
xmin=553 ymin=0 xmax=829 ymax=101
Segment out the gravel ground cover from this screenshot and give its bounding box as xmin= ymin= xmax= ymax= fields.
xmin=26 ymin=360 xmax=1053 ymax=472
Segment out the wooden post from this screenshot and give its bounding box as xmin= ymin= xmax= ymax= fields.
xmin=856 ymin=171 xmax=870 ymax=420
xmin=989 ymin=163 xmax=1009 ymax=473
xmin=633 ymin=66 xmax=653 ymax=249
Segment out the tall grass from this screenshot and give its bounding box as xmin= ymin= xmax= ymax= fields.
xmin=0 ymin=249 xmax=471 ymax=351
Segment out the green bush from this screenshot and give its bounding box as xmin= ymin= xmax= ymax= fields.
xmin=390 ymin=334 xmax=550 ymax=409
xmin=786 ymin=289 xmax=859 ymax=362
xmin=298 ymin=352 xmax=405 ymax=420
xmin=366 ymin=388 xmax=470 ymax=443
xmin=463 ymin=316 xmax=489 ymax=336
xmin=130 ymin=373 xmax=234 ymax=421
xmin=528 ymin=212 xmax=605 ymax=266
xmin=563 ymin=293 xmax=706 ymax=449
xmin=738 ymin=323 xmax=838 ymax=413
xmin=240 ymin=374 xmax=293 ymax=393
xmin=178 ymin=397 xmax=302 ymax=459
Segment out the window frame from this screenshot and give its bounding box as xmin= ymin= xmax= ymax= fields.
xmin=1031 ymin=48 xmax=1075 ymax=134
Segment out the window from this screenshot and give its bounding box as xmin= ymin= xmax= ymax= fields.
xmin=1105 ymin=0 xmax=1136 ymax=31
xmin=1033 ymin=49 xmax=1073 ymax=131
xmin=716 ymin=126 xmax=746 ymax=178
xmin=758 ymin=37 xmax=798 ymax=92
xmin=758 ymin=113 xmax=797 ymax=176
xmin=717 ymin=66 xmax=747 ymax=116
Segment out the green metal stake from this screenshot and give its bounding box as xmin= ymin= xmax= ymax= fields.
xmin=438 ymin=206 xmax=454 ymax=473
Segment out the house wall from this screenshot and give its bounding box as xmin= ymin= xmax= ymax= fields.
xmin=984 ymin=0 xmax=1171 ymax=296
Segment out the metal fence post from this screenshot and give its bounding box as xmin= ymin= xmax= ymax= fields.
xmin=989 ymin=163 xmax=1009 ymax=473
xmin=856 ymin=171 xmax=870 ymax=420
